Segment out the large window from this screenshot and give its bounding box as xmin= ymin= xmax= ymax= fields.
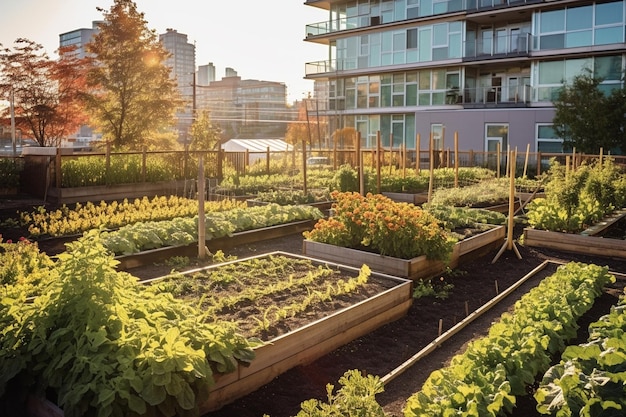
xmin=536 ymin=55 xmax=623 ymax=101
xmin=536 ymin=1 xmax=625 ymax=50
xmin=338 ymin=21 xmax=463 ymax=70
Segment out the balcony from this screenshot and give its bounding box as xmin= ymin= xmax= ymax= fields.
xmin=305 ymin=0 xmax=539 ymax=38
xmin=460 ymin=85 xmax=532 ymax=108
xmin=464 ymin=33 xmax=531 ymax=61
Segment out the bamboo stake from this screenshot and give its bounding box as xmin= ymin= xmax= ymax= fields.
xmin=197 ymin=155 xmax=206 ymax=259
xmin=492 ymin=148 xmax=522 ymax=263
xmin=380 ymin=260 xmax=552 ymax=386
xmin=415 ymin=134 xmax=420 ymax=175
xmin=523 ymin=143 xmax=530 ymax=177
xmin=454 ymin=132 xmax=459 ymax=188
xmin=428 ymin=133 xmax=434 ymax=203
xmin=376 ymin=131 xmax=382 ymax=194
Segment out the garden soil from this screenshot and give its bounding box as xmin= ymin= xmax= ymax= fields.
xmin=2 ymin=196 xmax=626 ymax=417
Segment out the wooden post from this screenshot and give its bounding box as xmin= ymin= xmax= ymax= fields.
xmin=523 ymin=143 xmax=530 ymax=177
xmin=376 ymin=131 xmax=381 ymax=194
xmin=333 ymin=139 xmax=338 ymax=170
xmin=428 ymin=133 xmax=435 ymax=203
xmin=389 ymin=132 xmax=393 ymax=175
xmin=402 ymin=143 xmax=407 ymax=178
xmin=492 ymin=148 xmax=522 ymax=263
xmin=536 ymin=152 xmax=542 ymax=176
xmin=454 ymin=132 xmax=459 ymax=188
xmin=266 ymin=146 xmax=270 ymax=175
xmin=142 ymin=147 xmax=147 ymax=182
xmin=469 ymin=149 xmax=474 ymax=168
xmin=496 ymin=142 xmax=501 ymax=178
xmin=55 ymin=147 xmax=62 ymax=188
xmin=197 ymin=155 xmax=206 ymax=260
xmin=244 ymin=149 xmax=249 ymax=174
xmin=357 ymin=132 xmax=364 ymax=195
xmin=415 ymin=134 xmax=421 ymax=175
xmin=105 ymin=142 xmax=111 ymax=184
xmin=302 ymin=137 xmax=308 ymax=194
xmin=217 ymin=148 xmax=223 ymax=182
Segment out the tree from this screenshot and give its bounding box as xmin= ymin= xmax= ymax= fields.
xmin=552 ymin=71 xmax=626 ymax=153
xmin=284 ymin=100 xmax=322 ymax=149
xmin=189 ymin=110 xmax=222 ymax=150
xmin=0 ymin=39 xmax=88 ymax=147
xmin=83 ymin=0 xmax=181 ymax=150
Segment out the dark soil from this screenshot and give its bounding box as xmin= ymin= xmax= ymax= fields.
xmin=2 ymin=196 xmax=626 ymax=417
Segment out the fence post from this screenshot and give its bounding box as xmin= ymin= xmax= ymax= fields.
xmin=105 ymin=142 xmax=111 ymax=185
xmin=142 ymin=147 xmax=147 ymax=182
xmin=55 ymin=147 xmax=62 ymax=188
xmin=217 ymin=149 xmax=223 ymax=181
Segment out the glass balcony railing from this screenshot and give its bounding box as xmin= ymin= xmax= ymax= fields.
xmin=305 ymin=0 xmax=538 ymax=38
xmin=460 ymin=85 xmax=532 ymax=106
xmin=464 ymin=33 xmax=531 ymax=59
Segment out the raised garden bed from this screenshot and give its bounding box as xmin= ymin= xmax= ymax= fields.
xmin=246 ymin=199 xmax=334 ymax=212
xmin=303 ymin=224 xmax=505 ymax=280
xmin=141 ymin=251 xmax=413 ymax=412
xmin=46 ymin=179 xmax=189 ymax=205
xmin=115 ymin=219 xmax=317 ymax=270
xmin=523 ymin=209 xmax=626 ymax=259
xmin=381 ymin=192 xmax=429 ymax=205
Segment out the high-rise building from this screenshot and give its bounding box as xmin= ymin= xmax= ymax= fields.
xmin=59 ymin=21 xmax=102 ymax=58
xmin=160 ymin=28 xmax=196 ymax=141
xmin=198 ymin=62 xmax=216 ymax=86
xmin=303 ymin=0 xmax=626 ymax=154
xmin=196 ymin=76 xmax=290 ymax=139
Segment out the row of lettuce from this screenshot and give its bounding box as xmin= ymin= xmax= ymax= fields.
xmin=300 ymin=262 xmax=626 ymax=417
xmin=2 ymin=232 xmax=623 ymax=416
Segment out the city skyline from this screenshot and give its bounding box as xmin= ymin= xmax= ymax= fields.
xmin=0 ymin=0 xmax=327 ymax=103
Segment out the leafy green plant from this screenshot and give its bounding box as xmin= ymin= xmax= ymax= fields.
xmin=102 ymin=203 xmax=324 ymax=255
xmin=18 ymin=196 xmax=243 ymax=237
xmin=535 ymin=289 xmax=626 ymax=416
xmin=526 ymin=158 xmax=624 ymax=233
xmin=61 ymin=154 xmax=179 ymax=187
xmin=295 ymin=370 xmax=388 ymax=417
xmin=412 ymin=276 xmax=454 ymax=300
xmin=0 ymin=230 xmax=257 ymax=417
xmin=0 ymin=158 xmax=23 ymax=188
xmin=253 ymin=189 xmax=331 ymax=205
xmin=404 ymin=262 xmax=615 ymax=417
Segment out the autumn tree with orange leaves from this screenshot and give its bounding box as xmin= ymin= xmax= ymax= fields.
xmin=285 ymin=99 xmax=324 ymax=149
xmin=0 ymin=39 xmax=88 ymax=147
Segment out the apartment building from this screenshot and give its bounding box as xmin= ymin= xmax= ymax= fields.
xmin=303 ymin=0 xmax=626 ymax=154
xmin=160 ymin=29 xmax=196 ymax=141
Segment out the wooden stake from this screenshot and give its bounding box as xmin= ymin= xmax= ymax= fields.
xmin=492 ymin=149 xmax=522 ymax=263
xmin=465 ymin=301 xmax=469 ymax=317
xmin=198 ymin=155 xmax=206 ymax=260
xmin=495 ymin=280 xmax=499 ymax=295
xmin=428 ymin=133 xmax=434 ymax=203
xmin=438 ymin=319 xmax=443 ymax=337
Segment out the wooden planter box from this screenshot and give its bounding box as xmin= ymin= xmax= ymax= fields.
xmin=303 ymin=224 xmax=505 ymax=280
xmin=523 ymin=209 xmax=626 ymax=258
xmin=47 ymin=180 xmax=189 ymax=205
xmin=114 ymin=219 xmax=317 ymax=270
xmin=198 ymin=252 xmax=413 ymax=412
xmin=246 ymin=199 xmax=334 ymax=212
xmin=382 ymin=192 xmax=428 ymax=205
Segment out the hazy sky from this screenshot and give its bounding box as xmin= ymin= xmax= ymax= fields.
xmin=0 ymin=0 xmax=328 ymax=102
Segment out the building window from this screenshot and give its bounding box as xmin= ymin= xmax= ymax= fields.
xmin=536 ymin=124 xmax=564 ymax=153
xmin=537 ymin=1 xmax=625 ymax=50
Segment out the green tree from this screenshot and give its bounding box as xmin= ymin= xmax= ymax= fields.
xmin=552 ymin=71 xmax=625 ymax=153
xmin=189 ymin=110 xmax=222 ymax=150
xmin=83 ymin=0 xmax=181 ymax=150
xmin=0 ymin=39 xmax=88 ymax=147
